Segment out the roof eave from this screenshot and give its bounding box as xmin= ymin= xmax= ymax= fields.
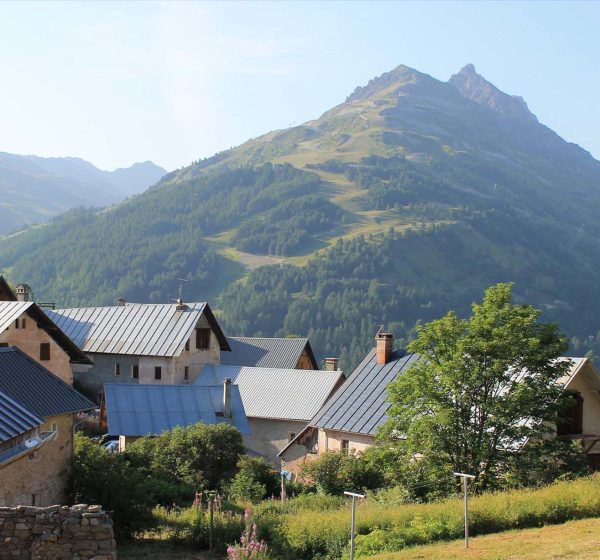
xmin=202 ymin=304 xmax=231 ymax=352
xmin=33 ymin=305 xmax=93 ymax=365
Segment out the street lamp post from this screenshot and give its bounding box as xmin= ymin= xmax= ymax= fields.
xmin=453 ymin=472 xmax=476 ymax=548
xmin=344 ymin=491 xmax=365 ymax=560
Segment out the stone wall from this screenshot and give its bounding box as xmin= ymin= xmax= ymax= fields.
xmin=0 ymin=504 xmax=116 ymax=560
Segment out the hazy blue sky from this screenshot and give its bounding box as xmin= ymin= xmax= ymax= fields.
xmin=1 ymin=1 xmax=599 ymax=171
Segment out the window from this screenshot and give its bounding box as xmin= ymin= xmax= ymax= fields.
xmin=0 ymin=343 xmax=8 ymax=348
xmin=196 ymin=328 xmax=211 ymax=350
xmin=288 ymin=432 xmax=296 ymax=442
xmin=132 ymin=365 xmax=139 ymax=379
xmin=184 ymin=366 xmax=189 ymax=381
xmin=557 ymin=392 xmax=584 ymax=435
xmin=154 ymin=366 xmax=162 ymax=380
xmin=341 ymin=439 xmax=350 ymax=455
xmin=21 ymin=319 xmax=26 ymax=329
xmin=15 ymin=319 xmax=19 ymax=329
xmin=39 ymin=343 xmax=50 ymax=361
xmin=115 ymin=363 xmax=121 ymax=376
xmin=185 ymin=339 xmax=190 ymax=351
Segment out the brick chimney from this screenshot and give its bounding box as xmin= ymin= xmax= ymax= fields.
xmin=325 ymin=358 xmax=339 ymax=371
xmin=15 ymin=284 xmax=32 ymax=302
xmin=376 ymin=332 xmax=394 ymax=365
xmin=223 ymin=378 xmax=232 ymax=418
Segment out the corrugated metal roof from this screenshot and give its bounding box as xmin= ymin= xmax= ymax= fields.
xmin=0 ymin=301 xmax=34 ymax=332
xmin=48 ymin=302 xmax=229 ymax=357
xmin=0 ymin=389 xmax=44 ymax=443
xmin=196 ymin=365 xmax=344 ymax=421
xmin=309 ymin=349 xmax=422 ymax=435
xmin=221 ymin=337 xmax=317 ymax=369
xmin=104 ymin=383 xmax=249 ymax=437
xmin=0 ymin=348 xmax=95 ymax=418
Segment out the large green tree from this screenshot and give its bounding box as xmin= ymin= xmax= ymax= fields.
xmin=384 ymin=283 xmax=572 ymax=491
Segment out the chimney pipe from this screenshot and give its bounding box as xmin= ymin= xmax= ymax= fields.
xmin=223 ymin=378 xmax=232 ymax=418
xmin=376 ymin=332 xmax=394 ymax=365
xmin=325 ymin=358 xmax=339 ymax=371
xmin=117 ymin=297 xmax=126 ymax=306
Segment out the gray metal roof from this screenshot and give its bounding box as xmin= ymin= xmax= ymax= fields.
xmin=0 ymin=347 xmax=95 ymax=418
xmin=308 ymin=349 xmax=422 ymax=435
xmin=104 ymin=383 xmax=249 ymax=437
xmin=0 ymin=389 xmax=44 ymax=443
xmin=0 ymin=301 xmax=34 ymax=332
xmin=0 ymin=301 xmax=92 ymax=364
xmin=196 ymin=364 xmax=344 ymax=421
xmin=221 ymin=337 xmax=317 ymax=369
xmin=47 ymin=302 xmax=229 ymax=357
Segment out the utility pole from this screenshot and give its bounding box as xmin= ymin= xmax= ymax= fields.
xmin=454 ymin=473 xmax=475 ymax=548
xmin=344 ymin=491 xmax=365 ymax=560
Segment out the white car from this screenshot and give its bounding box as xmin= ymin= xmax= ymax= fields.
xmin=102 ymin=440 xmax=120 ymax=454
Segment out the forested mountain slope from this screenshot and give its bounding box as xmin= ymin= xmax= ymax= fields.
xmin=0 ymin=153 xmax=166 ymax=234
xmin=2 ymin=64 xmax=600 ymax=368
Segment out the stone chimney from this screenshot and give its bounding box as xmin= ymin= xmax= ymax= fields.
xmin=325 ymin=357 xmax=339 ymax=371
xmin=116 ymin=297 xmax=126 ymax=306
xmin=376 ymin=332 xmax=394 ymax=365
xmin=223 ymin=378 xmax=232 ymax=418
xmin=15 ymin=284 xmax=32 ymax=302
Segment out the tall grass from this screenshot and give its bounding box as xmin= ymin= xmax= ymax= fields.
xmin=267 ymin=475 xmax=600 ymax=559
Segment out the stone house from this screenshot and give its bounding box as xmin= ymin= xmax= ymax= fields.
xmin=279 ymin=332 xmax=419 ymax=469
xmin=196 ymin=364 xmax=344 ymax=465
xmin=280 ymin=332 xmax=600 ymax=471
xmin=0 ymin=300 xmax=93 ymax=385
xmin=221 ymin=337 xmax=319 ymax=369
xmin=103 ymin=379 xmax=249 ymax=450
xmin=0 ymin=347 xmax=94 ymax=506
xmin=46 ymin=300 xmax=231 ymax=399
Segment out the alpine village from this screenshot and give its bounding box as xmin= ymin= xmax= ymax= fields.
xmin=3 ymin=40 xmax=600 ymax=560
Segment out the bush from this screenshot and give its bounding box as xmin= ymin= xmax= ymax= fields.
xmin=229 ymin=473 xmax=267 ymax=505
xmin=126 ymin=422 xmax=244 ymax=495
xmin=71 ymin=434 xmax=155 ymax=540
xmin=229 ymin=456 xmax=280 ymax=504
xmin=302 ymin=451 xmax=383 ymax=495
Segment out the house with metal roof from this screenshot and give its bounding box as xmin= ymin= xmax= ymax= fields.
xmin=280 ymin=333 xmax=600 ymax=473
xmin=47 ymin=300 xmax=231 ymax=399
xmin=195 ymin=363 xmax=344 ymax=464
xmin=0 ymin=300 xmax=92 ymax=385
xmin=221 ymin=337 xmax=319 ymax=370
xmin=104 ymin=380 xmax=249 ymax=450
xmin=0 ymin=347 xmax=95 ymax=506
xmin=279 ymin=332 xmax=422 ymax=467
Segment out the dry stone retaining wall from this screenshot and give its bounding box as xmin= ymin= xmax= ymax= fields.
xmin=0 ymin=504 xmax=116 ymax=559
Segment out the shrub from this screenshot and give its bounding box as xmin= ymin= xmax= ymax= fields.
xmin=126 ymin=422 xmax=244 ymax=494
xmin=229 ymin=456 xmax=280 ymax=503
xmin=302 ymin=451 xmax=383 ymax=495
xmin=71 ymin=434 xmax=154 ymax=540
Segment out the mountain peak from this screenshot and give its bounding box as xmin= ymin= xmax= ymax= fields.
xmin=449 ymin=64 xmax=537 ymax=122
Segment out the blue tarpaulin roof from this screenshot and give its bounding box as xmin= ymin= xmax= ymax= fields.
xmin=104 ymin=383 xmax=250 ymax=437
